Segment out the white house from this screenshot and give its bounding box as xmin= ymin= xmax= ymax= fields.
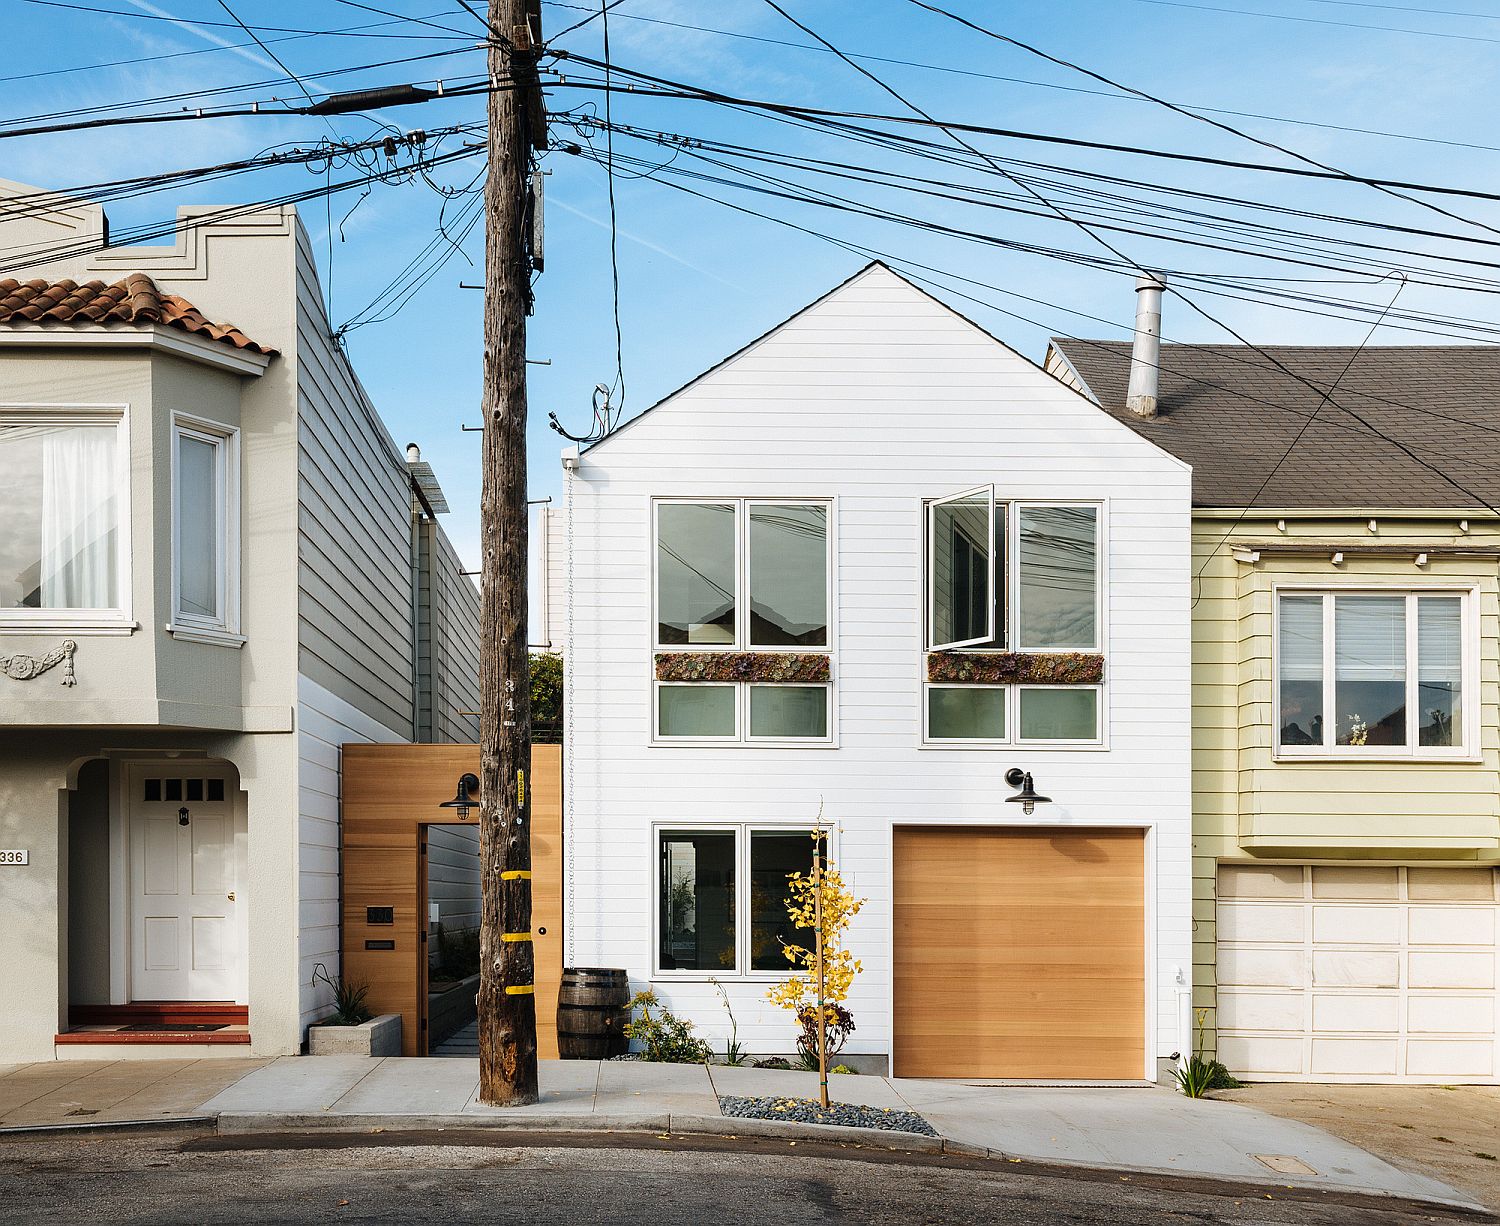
xmin=0 ymin=181 xmax=482 ymax=1062
xmin=545 ymin=263 xmax=1194 ymax=1079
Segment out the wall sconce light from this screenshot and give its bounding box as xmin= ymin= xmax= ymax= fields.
xmin=1004 ymin=768 xmax=1051 ymax=816
xmin=439 ymin=772 xmax=481 ymax=820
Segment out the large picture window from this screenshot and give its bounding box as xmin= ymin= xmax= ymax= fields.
xmin=1277 ymin=590 xmax=1470 ymax=756
xmin=0 ymin=408 xmax=126 ymax=624
xmin=657 ymin=825 xmax=827 ymax=976
xmin=925 ymin=493 xmax=1099 ymax=652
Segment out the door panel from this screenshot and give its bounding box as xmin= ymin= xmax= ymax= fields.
xmin=893 ymin=826 xmax=1146 ymax=1079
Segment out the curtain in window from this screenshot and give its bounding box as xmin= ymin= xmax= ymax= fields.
xmin=40 ymin=424 xmax=117 ymax=609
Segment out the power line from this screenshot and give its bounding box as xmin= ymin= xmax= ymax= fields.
xmin=1112 ymin=0 xmax=1500 ymax=43
xmin=15 ymin=0 xmax=475 ymax=36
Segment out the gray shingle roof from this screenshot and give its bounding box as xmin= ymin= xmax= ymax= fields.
xmin=1048 ymin=339 xmax=1500 ymax=509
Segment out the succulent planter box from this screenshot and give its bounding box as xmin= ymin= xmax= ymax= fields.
xmin=308 ymin=1013 xmax=402 ymax=1057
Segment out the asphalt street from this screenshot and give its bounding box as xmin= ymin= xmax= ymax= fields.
xmin=0 ymin=1127 xmax=1486 ymax=1225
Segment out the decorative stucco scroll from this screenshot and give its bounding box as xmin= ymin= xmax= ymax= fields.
xmin=655 ymin=651 xmax=832 ymax=683
xmin=0 ymin=639 xmax=77 ymax=686
xmin=926 ymin=651 xmax=1103 ymax=686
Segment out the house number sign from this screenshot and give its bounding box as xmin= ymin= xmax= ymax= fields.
xmin=0 ymin=850 xmax=28 ymax=865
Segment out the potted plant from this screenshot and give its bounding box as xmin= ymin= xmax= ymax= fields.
xmin=307 ymin=963 xmax=402 ymax=1056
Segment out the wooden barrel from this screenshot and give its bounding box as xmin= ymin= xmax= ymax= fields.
xmin=556 ymin=967 xmax=631 ymax=1059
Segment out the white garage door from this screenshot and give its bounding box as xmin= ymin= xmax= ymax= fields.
xmin=1216 ymin=864 xmax=1500 ymax=1083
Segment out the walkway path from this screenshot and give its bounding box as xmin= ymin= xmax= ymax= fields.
xmin=433 ymin=1020 xmax=479 ymax=1058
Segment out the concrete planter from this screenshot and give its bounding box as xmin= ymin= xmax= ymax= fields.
xmin=427 ymin=972 xmax=480 ymax=1049
xmin=308 ymin=1013 xmax=402 ymax=1057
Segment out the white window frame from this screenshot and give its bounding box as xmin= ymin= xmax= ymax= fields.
xmin=1272 ymin=585 xmax=1479 ymax=762
xmin=920 ymin=682 xmax=1106 ymax=748
xmin=923 ymin=493 xmax=1104 ymax=654
xmin=168 ymin=413 xmax=242 ymax=646
xmin=651 ymin=497 xmax=836 ymax=748
xmin=927 ymin=484 xmax=996 ymax=651
xmin=922 ymin=682 xmax=1010 ymax=746
xmin=0 ymin=403 xmax=134 ymax=634
xmin=1015 ymin=683 xmax=1105 ymax=747
xmin=651 ymin=821 xmax=835 ymax=980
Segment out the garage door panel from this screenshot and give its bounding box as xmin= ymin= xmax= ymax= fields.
xmin=1406 ymin=1041 xmax=1494 ymax=1077
xmin=1408 ymin=907 xmax=1495 ymax=946
xmin=1311 ymin=1038 xmax=1399 ymax=1076
xmin=893 ymin=826 xmax=1145 ymax=1080
xmin=1219 ymin=947 xmax=1306 ymax=988
xmin=1407 ymin=996 xmax=1495 ymax=1035
xmin=1409 ymin=951 xmax=1495 ymax=990
xmin=1218 ymin=989 xmax=1303 ymax=1032
xmin=1218 ymin=903 xmax=1303 ymax=943
xmin=1312 ymin=993 xmax=1399 ymax=1034
xmin=1312 ymin=906 xmax=1400 ymax=945
xmin=1312 ymin=949 xmax=1400 ymax=989
xmin=1219 ymin=1035 xmax=1302 ymax=1074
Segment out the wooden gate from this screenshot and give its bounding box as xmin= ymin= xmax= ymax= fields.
xmin=341 ymin=743 xmax=562 ymax=1058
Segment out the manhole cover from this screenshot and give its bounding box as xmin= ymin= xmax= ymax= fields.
xmin=1252 ymin=1154 xmax=1317 ymax=1176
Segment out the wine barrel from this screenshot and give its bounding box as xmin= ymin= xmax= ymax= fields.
xmin=556 ymin=967 xmax=631 ymax=1059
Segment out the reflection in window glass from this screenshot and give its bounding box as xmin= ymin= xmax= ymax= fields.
xmin=659 ymin=831 xmax=736 ymax=972
xmin=0 ymin=421 xmax=119 ymax=610
xmin=927 ymin=686 xmax=1005 ymax=740
xmin=178 ymin=433 xmax=219 ymax=619
xmin=657 ymin=685 xmax=736 ymax=738
xmin=749 ymin=504 xmax=827 ymax=647
xmin=748 ymin=685 xmax=828 ymax=739
xmin=1017 ymin=506 xmax=1097 ymax=650
xmin=657 ymin=503 xmax=736 ymax=645
xmin=1278 ymin=595 xmax=1324 ymax=747
xmin=1418 ymin=596 xmax=1462 ymax=747
xmin=1018 ymin=687 xmax=1098 ymax=741
xmin=930 ymin=490 xmax=994 ymax=647
xmin=1334 ymin=595 xmax=1405 ymax=747
xmin=749 ymin=831 xmax=825 ymax=970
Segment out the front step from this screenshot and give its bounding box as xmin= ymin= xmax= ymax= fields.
xmin=69 ymin=1002 xmax=248 ymax=1028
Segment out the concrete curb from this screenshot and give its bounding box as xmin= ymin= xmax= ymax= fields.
xmin=204 ymin=1111 xmax=1491 ymax=1214
xmin=0 ymin=1116 xmax=216 ymax=1138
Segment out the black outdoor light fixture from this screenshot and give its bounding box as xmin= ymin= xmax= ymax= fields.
xmin=1004 ymin=768 xmax=1051 ymax=816
xmin=439 ymin=772 xmax=481 ymax=820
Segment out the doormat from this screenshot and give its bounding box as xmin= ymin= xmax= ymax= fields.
xmin=119 ymin=1023 xmax=228 ymax=1032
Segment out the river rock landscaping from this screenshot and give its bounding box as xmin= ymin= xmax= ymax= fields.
xmin=719 ymin=1095 xmax=938 ymax=1137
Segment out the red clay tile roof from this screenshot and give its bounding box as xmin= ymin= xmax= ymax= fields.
xmin=0 ymin=272 xmax=275 ymax=355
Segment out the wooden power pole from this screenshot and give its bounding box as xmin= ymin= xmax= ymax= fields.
xmin=477 ymin=0 xmax=546 ymax=1107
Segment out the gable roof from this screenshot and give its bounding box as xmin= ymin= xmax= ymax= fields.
xmin=1048 ymin=338 xmax=1500 ymax=510
xmin=0 ymin=273 xmax=276 ymax=355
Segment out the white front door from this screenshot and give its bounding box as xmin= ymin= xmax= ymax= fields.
xmin=129 ymin=765 xmax=242 ymax=1001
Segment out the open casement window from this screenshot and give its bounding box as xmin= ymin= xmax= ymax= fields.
xmin=927 ymin=484 xmax=997 ymax=650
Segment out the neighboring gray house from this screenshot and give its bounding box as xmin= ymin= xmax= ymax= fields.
xmin=0 ymin=180 xmax=481 ymax=1062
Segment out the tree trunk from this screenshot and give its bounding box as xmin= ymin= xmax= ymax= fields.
xmin=477 ymin=0 xmax=538 ymax=1107
xmin=814 ymin=845 xmax=829 ymax=1110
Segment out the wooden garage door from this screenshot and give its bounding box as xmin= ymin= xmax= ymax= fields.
xmin=893 ymin=826 xmax=1146 ymax=1079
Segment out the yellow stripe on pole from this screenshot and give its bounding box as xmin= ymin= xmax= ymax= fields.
xmin=500 ymin=870 xmax=531 ymax=880
xmin=504 ymin=984 xmax=535 ymax=995
xmin=501 ymin=933 xmax=532 ymax=942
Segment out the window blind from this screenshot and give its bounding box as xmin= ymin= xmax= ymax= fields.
xmin=1334 ymin=595 xmax=1406 ymax=681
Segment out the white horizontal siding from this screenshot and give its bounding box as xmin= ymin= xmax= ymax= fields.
xmin=563 ymin=265 xmax=1194 ymax=1063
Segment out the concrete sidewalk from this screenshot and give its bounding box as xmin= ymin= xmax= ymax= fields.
xmin=0 ymin=1058 xmax=268 ymax=1129
xmin=188 ymin=1057 xmax=1476 ymax=1210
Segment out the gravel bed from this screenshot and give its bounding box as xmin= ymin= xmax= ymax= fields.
xmin=719 ymin=1095 xmax=938 ymax=1137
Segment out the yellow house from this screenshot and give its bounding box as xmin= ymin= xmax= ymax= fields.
xmin=1047 ymin=289 xmax=1500 ymax=1085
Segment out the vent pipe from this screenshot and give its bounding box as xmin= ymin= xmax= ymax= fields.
xmin=1126 ymin=273 xmax=1166 ymax=418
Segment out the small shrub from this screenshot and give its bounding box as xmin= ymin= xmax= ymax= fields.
xmin=795 ymin=1003 xmax=855 ymax=1067
xmin=754 ymin=1057 xmax=793 ymax=1070
xmin=623 ymin=990 xmax=712 ymax=1064
xmin=1175 ymin=1008 xmax=1241 ymax=1098
xmin=311 ymin=963 xmax=373 ymax=1026
xmin=710 ymin=978 xmax=747 ymax=1067
xmin=830 ymin=1064 xmax=855 ymax=1075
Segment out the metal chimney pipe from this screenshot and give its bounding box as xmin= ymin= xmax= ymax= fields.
xmin=1126 ymin=273 xmax=1166 ymax=418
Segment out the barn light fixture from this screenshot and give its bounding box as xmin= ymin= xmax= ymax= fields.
xmin=439 ymin=772 xmax=481 ymax=820
xmin=1004 ymin=768 xmax=1051 ymax=816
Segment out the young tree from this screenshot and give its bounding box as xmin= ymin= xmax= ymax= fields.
xmin=766 ymin=830 xmax=865 ymax=1109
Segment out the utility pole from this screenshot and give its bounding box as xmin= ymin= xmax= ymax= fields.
xmin=477 ymin=0 xmax=546 ymax=1107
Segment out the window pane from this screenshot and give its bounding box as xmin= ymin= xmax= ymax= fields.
xmin=1018 ymin=687 xmax=1098 ymax=740
xmin=749 ymin=831 xmax=825 ymax=971
xmin=657 ymin=503 xmax=736 ymax=645
xmin=657 ymin=684 xmax=736 ymax=737
xmin=1018 ymin=506 xmax=1097 ymax=650
xmin=748 ymin=685 xmax=828 ymax=739
xmin=659 ymin=831 xmax=735 ymax=972
xmin=0 ymin=422 xmax=118 ymax=609
xmin=930 ymin=490 xmax=993 ymax=647
xmin=1334 ymin=595 xmax=1406 ymax=747
xmin=1279 ymin=595 xmax=1324 ymax=747
xmin=1418 ymin=596 xmax=1462 ymax=747
xmin=927 ymin=686 xmax=1005 ymax=740
xmin=749 ymin=504 xmax=827 ymax=647
xmin=178 ymin=433 xmax=219 ymax=619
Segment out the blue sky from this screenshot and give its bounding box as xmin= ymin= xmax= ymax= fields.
xmin=7 ymin=0 xmax=1500 ymax=571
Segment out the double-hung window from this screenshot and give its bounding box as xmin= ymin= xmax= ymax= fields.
xmin=654 ymin=499 xmax=832 ymax=744
xmin=0 ymin=406 xmax=129 ymax=629
xmin=171 ymin=416 xmax=240 ymax=642
xmin=1277 ymin=590 xmax=1472 ymax=757
xmin=924 ymin=491 xmax=1102 ymax=745
xmin=656 ymin=825 xmax=827 ymax=975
